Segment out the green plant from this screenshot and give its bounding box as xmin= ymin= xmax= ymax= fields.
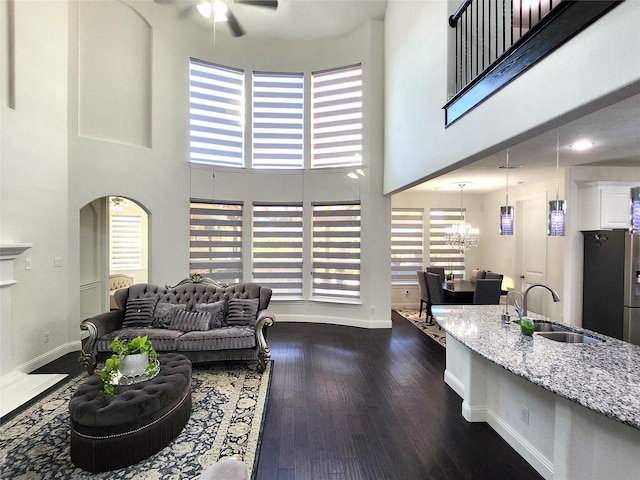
xmin=99 ymin=336 xmax=158 ymax=398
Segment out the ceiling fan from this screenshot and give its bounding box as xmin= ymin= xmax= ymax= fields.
xmin=192 ymin=0 xmax=278 ymax=37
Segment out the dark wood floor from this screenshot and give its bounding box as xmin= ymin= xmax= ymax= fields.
xmin=3 ymin=314 xmax=543 ymax=479
xmin=255 ymin=312 xmax=543 ymax=480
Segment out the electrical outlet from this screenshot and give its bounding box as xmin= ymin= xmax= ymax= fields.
xmin=54 ymin=256 xmax=62 ymax=267
xmin=44 ymin=331 xmax=50 ymax=344
xmin=25 ymin=259 xmax=32 ymax=270
xmin=520 ymin=404 xmax=529 ymax=425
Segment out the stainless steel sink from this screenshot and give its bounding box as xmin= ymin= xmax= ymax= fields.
xmin=533 ymin=321 xmax=569 ymax=332
xmin=535 ymin=331 xmax=604 ymax=344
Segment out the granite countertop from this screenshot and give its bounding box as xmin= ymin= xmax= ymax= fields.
xmin=433 ymin=304 xmax=640 ymax=431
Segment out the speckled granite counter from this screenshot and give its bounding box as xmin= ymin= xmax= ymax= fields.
xmin=433 ymin=304 xmax=640 ymax=431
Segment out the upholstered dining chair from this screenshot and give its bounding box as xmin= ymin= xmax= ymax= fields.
xmin=485 ymin=271 xmax=504 ymax=281
xmin=416 ymin=271 xmax=431 ymax=321
xmin=426 ymin=272 xmax=446 ymax=328
xmin=426 ymin=266 xmax=446 ymax=283
xmin=473 ymin=279 xmax=502 ymax=305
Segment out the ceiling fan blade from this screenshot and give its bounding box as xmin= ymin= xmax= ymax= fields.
xmin=234 ymin=0 xmax=278 ymax=9
xmin=225 ymin=9 xmax=246 ymax=37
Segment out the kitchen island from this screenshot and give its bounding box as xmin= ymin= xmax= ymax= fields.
xmin=433 ymin=304 xmax=640 ymax=480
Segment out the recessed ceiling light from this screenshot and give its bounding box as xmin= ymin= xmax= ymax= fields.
xmin=570 ymin=139 xmax=595 ymax=151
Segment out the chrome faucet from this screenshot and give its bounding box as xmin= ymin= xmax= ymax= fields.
xmin=522 ymin=283 xmax=560 ymax=316
xmin=504 ymin=290 xmax=524 ymax=322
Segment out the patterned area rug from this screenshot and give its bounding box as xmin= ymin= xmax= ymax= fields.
xmin=394 ymin=308 xmax=447 ymax=348
xmin=0 ymin=362 xmax=271 ymax=479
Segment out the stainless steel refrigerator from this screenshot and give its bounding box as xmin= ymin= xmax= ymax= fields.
xmin=583 ymin=230 xmax=640 ymax=344
xmin=623 ymin=232 xmax=640 ymax=345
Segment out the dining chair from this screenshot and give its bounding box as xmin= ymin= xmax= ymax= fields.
xmin=416 ymin=271 xmax=431 ymax=320
xmin=485 ymin=271 xmax=504 ymax=281
xmin=426 ymin=266 xmax=445 ymax=283
xmin=473 ymin=279 xmax=502 ymax=305
xmin=426 ymin=272 xmax=446 ymax=328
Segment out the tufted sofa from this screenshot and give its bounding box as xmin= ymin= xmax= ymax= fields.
xmin=80 ymin=277 xmax=275 ymax=375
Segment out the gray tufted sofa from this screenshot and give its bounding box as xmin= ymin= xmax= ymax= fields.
xmin=80 ymin=277 xmax=275 ymax=375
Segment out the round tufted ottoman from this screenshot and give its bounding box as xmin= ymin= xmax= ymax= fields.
xmin=69 ymin=353 xmax=192 ymax=473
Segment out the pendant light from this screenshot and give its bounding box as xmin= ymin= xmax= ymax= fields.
xmin=500 ymin=149 xmax=514 ymax=235
xmin=445 ymin=184 xmax=479 ymax=251
xmin=548 ymin=133 xmax=566 ymax=237
xmin=631 ymin=186 xmax=640 ymax=235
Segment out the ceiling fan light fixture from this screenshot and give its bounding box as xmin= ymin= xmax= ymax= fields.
xmin=197 ymin=0 xmax=228 ymax=22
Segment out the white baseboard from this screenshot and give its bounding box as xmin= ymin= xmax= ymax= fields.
xmin=444 ymin=368 xmax=465 ymax=398
xmin=461 ymin=400 xmax=488 ymax=422
xmin=486 ymin=410 xmax=554 ymax=480
xmin=14 ymin=340 xmax=81 ymax=374
xmin=276 ymin=314 xmax=392 ymax=329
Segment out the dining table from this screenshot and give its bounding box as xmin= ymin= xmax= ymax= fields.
xmin=442 ymin=279 xmax=508 ymax=304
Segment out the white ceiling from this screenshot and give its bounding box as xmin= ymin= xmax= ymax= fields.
xmin=162 ymin=0 xmax=639 ymax=193
xmin=169 ymin=0 xmax=388 ymax=41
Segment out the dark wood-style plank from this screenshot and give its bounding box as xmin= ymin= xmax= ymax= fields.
xmin=256 ymin=312 xmax=543 ymax=480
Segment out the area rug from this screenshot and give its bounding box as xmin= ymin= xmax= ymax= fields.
xmin=0 ymin=362 xmax=272 ymax=479
xmin=394 ymin=308 xmax=447 ymax=348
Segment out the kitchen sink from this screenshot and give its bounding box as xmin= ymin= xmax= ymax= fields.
xmin=535 ymin=331 xmax=604 ymax=344
xmin=533 ymin=321 xmax=569 ymax=332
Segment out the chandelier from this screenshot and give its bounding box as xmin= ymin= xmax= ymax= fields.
xmin=445 ymin=184 xmax=479 ymax=252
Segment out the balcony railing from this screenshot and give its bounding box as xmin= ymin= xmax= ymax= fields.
xmin=444 ymin=0 xmax=623 ymax=126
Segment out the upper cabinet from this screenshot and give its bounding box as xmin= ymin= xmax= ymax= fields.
xmin=579 ymin=182 xmax=635 ymax=231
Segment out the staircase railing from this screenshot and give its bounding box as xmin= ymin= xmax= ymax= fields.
xmin=444 ymin=0 xmax=623 ymax=125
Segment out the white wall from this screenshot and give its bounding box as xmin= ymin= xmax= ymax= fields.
xmin=384 ymin=0 xmax=640 ymax=194
xmin=64 ymin=3 xmax=390 ymax=331
xmin=1 ymin=1 xmax=74 ymax=373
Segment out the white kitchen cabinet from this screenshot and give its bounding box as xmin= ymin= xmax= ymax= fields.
xmin=578 ymin=181 xmax=635 ymax=231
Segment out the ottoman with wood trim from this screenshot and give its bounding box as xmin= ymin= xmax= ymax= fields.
xmin=69 ymin=353 xmax=192 ymax=472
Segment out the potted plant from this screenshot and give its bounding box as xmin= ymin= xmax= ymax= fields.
xmin=99 ymin=336 xmax=158 ymax=398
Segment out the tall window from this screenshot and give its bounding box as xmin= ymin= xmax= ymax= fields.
xmin=111 ymin=215 xmax=142 ymax=271
xmin=252 ymin=203 xmax=303 ymax=298
xmin=311 ymin=65 xmax=363 ymax=169
xmin=391 ymin=208 xmax=424 ymax=284
xmin=429 ymin=208 xmax=466 ymax=279
xmin=311 ymin=203 xmax=361 ymax=300
xmin=189 ymin=60 xmax=244 ymax=167
xmin=190 ymin=201 xmax=243 ymax=285
xmin=252 ymin=72 xmax=304 ymax=169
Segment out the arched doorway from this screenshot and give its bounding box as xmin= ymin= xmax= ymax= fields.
xmin=79 ymin=196 xmax=149 ymax=318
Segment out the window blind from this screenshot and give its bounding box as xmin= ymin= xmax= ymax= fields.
xmin=312 ymin=203 xmax=361 ymax=300
xmin=311 ymin=65 xmax=363 ymax=169
xmin=252 ymin=203 xmax=303 ymax=298
xmin=111 ymin=215 xmax=142 ymax=271
xmin=189 ymin=60 xmax=244 ymax=167
xmin=391 ymin=208 xmax=424 ymax=284
xmin=190 ymin=201 xmax=243 ymax=284
xmin=429 ymin=208 xmax=466 ymax=279
xmin=252 ymin=72 xmax=304 ymax=169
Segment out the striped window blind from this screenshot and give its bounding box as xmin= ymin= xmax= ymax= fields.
xmin=311 ymin=202 xmax=361 ymax=300
xmin=429 ymin=208 xmax=466 ymax=279
xmin=252 ymin=203 xmax=303 ymax=298
xmin=311 ymin=65 xmax=363 ymax=169
xmin=391 ymin=208 xmax=424 ymax=284
xmin=111 ymin=215 xmax=142 ymax=271
xmin=190 ymin=201 xmax=243 ymax=285
xmin=189 ymin=60 xmax=244 ymax=167
xmin=252 ymin=72 xmax=304 ymax=169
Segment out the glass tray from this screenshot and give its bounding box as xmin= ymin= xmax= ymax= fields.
xmin=106 ymin=358 xmax=160 ymax=386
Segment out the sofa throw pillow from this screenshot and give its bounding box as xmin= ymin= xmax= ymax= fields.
xmin=226 ymin=298 xmax=259 ymax=326
xmin=152 ymin=302 xmax=187 ymax=328
xmin=123 ymin=297 xmax=158 ymax=328
xmin=170 ymin=309 xmax=211 ymax=332
xmin=195 ymin=300 xmax=227 ymax=328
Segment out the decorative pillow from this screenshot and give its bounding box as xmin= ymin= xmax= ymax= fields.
xmin=170 ymin=310 xmax=211 ymax=332
xmin=195 ymin=300 xmax=227 ymax=328
xmin=122 ymin=297 xmax=158 ymax=328
xmin=226 ymin=298 xmax=259 ymax=326
xmin=153 ymin=302 xmax=187 ymax=328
